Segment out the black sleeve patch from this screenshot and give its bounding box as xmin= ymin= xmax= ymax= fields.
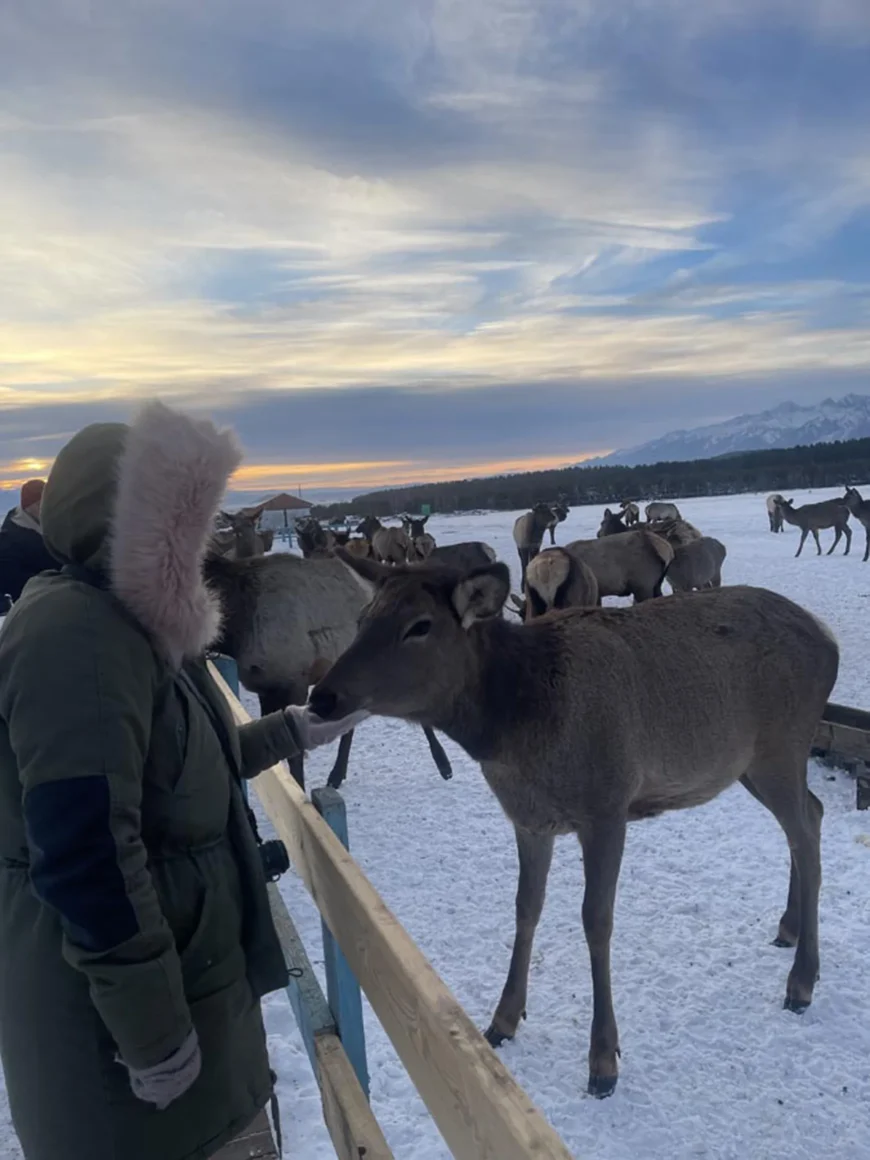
xmin=23 ymin=775 xmax=140 ymax=952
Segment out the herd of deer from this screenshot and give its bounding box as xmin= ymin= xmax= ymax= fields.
xmin=201 ymin=493 xmax=839 ymax=1101
xmin=767 ymin=487 xmax=870 ymax=559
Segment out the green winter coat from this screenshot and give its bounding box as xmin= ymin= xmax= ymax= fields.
xmin=0 ymin=412 xmax=296 ymax=1159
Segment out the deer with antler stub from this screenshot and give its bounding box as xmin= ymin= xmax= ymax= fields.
xmin=310 ymin=553 xmax=838 ymax=1099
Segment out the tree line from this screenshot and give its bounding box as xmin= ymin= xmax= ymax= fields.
xmin=312 ymin=436 xmax=870 ymax=520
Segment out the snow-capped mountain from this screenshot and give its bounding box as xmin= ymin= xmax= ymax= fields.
xmin=596 ymin=394 xmax=870 ymax=467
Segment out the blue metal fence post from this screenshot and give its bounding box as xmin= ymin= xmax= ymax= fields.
xmin=211 ymin=654 xmax=247 ymax=802
xmin=311 ymin=786 xmax=370 ymax=1098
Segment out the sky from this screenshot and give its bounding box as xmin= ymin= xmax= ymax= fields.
xmin=2 ymin=0 xmax=870 ymax=501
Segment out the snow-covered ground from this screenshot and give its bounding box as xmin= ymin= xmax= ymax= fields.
xmin=3 ymin=487 xmax=870 ymax=1160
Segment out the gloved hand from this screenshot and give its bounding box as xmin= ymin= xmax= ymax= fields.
xmin=119 ymin=1028 xmax=202 ymax=1111
xmin=284 ymin=705 xmax=370 ymax=751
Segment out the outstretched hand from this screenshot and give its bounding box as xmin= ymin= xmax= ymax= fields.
xmin=284 ymin=705 xmax=371 ymax=751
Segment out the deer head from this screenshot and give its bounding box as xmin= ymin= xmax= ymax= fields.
xmin=311 ymin=554 xmax=510 ymax=721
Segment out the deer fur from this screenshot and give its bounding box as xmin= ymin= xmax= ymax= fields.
xmin=842 ymin=487 xmax=870 ymax=562
xmin=521 ymin=548 xmax=599 ymax=618
xmin=402 ymin=514 xmax=430 ymax=540
xmin=427 ymin=541 xmax=497 ymax=571
xmin=666 ymin=536 xmax=727 ymax=592
xmin=358 ymin=515 xmax=413 ymax=564
xmin=767 ymin=494 xmax=785 ymax=533
xmin=513 ymin=503 xmax=555 ymax=586
xmin=412 ymin=533 xmax=437 ymax=561
xmin=646 ymin=516 xmax=703 ymax=546
xmin=619 ymin=500 xmax=640 ymax=526
xmin=564 ymin=530 xmax=673 ymax=603
xmin=775 ymin=497 xmax=851 ymax=557
xmin=645 ymin=501 xmax=681 ymax=521
xmin=203 ymin=550 xmax=452 ymax=787
xmin=310 ymin=558 xmax=839 ymax=1098
xmin=545 ymin=502 xmax=569 ymax=545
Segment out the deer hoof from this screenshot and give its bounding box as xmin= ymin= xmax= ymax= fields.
xmin=587 ymin=1073 xmax=618 ymax=1099
xmin=483 ymin=1025 xmax=511 ymax=1049
xmin=783 ymin=995 xmax=811 ymax=1014
xmin=772 ymin=934 xmax=797 ymax=948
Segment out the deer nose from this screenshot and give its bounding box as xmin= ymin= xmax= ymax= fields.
xmin=309 ymin=686 xmax=338 ymax=720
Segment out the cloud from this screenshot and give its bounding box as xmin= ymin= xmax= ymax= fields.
xmin=1 ymin=0 xmax=870 ymax=487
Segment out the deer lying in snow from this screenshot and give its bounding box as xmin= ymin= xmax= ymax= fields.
xmin=311 ymin=555 xmax=839 ymax=1097
xmin=775 ymin=498 xmax=851 ymax=557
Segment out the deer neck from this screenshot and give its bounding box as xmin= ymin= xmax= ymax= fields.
xmin=429 ymin=618 xmax=536 ymax=762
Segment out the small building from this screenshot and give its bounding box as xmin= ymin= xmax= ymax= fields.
xmin=245 ymin=492 xmax=312 ymax=536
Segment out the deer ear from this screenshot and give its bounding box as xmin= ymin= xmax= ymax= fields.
xmin=451 ymin=563 xmax=510 ymax=628
xmin=335 ymin=547 xmax=392 ymax=584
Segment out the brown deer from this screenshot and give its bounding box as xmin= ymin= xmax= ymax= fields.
xmin=568 ymin=530 xmax=673 ymax=603
xmin=521 ymin=548 xmax=599 ymax=617
xmin=203 ymin=550 xmax=453 ymax=788
xmin=546 ymin=502 xmax=569 ymax=545
xmin=666 ymin=536 xmax=727 ymax=592
xmin=619 ymin=500 xmax=640 ymax=526
xmin=842 ymin=487 xmax=870 ymax=561
xmin=775 ymin=498 xmax=851 ymax=557
xmin=513 ymin=503 xmax=555 ymax=586
xmin=597 ymin=509 xmax=630 ymax=537
xmin=311 ymin=556 xmax=838 ymax=1098
xmin=767 ymin=494 xmax=785 ymax=533
xmin=645 ymin=501 xmax=681 ymax=521
xmin=358 ymin=515 xmax=413 ymax=564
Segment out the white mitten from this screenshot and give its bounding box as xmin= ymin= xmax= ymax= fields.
xmin=284 ymin=706 xmax=370 ymax=751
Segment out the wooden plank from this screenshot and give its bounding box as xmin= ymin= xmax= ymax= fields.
xmin=312 ymin=787 xmax=370 ymax=1099
xmin=812 ymin=719 xmax=870 ymax=763
xmin=210 ymin=665 xmax=573 ymax=1160
xmin=212 ymin=1111 xmax=278 ymax=1160
xmin=266 ymin=881 xmax=336 ymax=1073
xmin=315 ymin=1034 xmax=394 ymax=1160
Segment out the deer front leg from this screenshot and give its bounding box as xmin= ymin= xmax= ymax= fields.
xmin=826 ymin=527 xmax=841 ymax=555
xmin=422 ymin=726 xmax=453 ymax=780
xmin=843 ymin=524 xmax=852 ymax=556
xmin=325 ymin=729 xmax=354 ymax=789
xmin=795 ymin=528 xmax=808 ymax=557
xmin=864 ymin=526 xmax=870 ymax=563
xmin=579 ymin=816 xmax=627 ymax=1098
xmin=485 ymin=827 xmax=554 ymax=1048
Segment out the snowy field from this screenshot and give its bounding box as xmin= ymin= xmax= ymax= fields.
xmin=3 ymin=486 xmax=870 ymax=1160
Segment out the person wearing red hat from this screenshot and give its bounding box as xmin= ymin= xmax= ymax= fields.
xmin=0 ymin=478 xmax=58 ymax=604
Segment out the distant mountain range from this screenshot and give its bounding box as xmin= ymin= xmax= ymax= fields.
xmin=593 ymin=393 xmax=870 ymax=467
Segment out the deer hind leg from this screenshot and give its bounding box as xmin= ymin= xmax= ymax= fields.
xmin=864 ymin=525 xmax=870 ymax=563
xmin=578 ymin=816 xmax=627 ymax=1098
xmin=740 ymin=764 xmax=822 ymax=1011
xmin=325 ymin=729 xmax=355 ymax=790
xmin=485 ymin=828 xmax=554 ymax=1049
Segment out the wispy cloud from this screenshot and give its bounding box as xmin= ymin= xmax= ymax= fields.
xmin=2 ymin=0 xmax=870 ymax=487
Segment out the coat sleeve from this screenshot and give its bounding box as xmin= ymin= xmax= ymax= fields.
xmin=1 ymin=586 xmax=193 ymax=1069
xmin=236 ymin=712 xmax=302 ymax=778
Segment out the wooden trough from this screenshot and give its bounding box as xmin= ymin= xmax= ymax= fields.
xmin=812 ymin=702 xmax=870 ymax=810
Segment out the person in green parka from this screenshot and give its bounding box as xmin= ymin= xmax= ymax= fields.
xmin=0 ymin=401 xmax=366 ymax=1160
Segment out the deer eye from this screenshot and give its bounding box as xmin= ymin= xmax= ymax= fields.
xmin=403 ymin=618 xmax=432 ymax=641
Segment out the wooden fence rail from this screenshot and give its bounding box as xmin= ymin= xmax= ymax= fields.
xmin=209 ymin=663 xmax=574 ymax=1160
